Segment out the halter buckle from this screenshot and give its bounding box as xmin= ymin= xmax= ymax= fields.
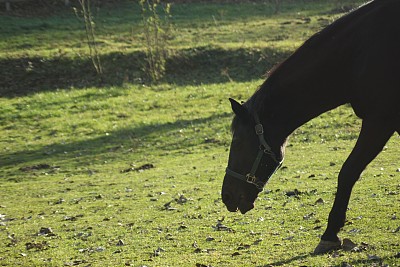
xmin=246 ymin=173 xmax=257 ymax=184
xmin=246 ymin=174 xmax=264 ymax=190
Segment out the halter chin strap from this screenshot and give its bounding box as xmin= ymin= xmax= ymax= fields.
xmin=225 ymin=114 xmax=283 ymax=190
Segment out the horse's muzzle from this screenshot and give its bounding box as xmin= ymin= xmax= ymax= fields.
xmin=222 ymin=192 xmax=254 ymax=214
xmin=238 ymin=199 xmax=254 ymax=214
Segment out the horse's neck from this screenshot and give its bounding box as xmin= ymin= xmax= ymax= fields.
xmin=256 ymin=60 xmax=347 ymax=147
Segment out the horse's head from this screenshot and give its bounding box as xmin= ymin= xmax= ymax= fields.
xmin=222 ymin=98 xmax=284 ymax=214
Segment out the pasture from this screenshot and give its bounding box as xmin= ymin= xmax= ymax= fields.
xmin=0 ymin=1 xmax=399 ymax=266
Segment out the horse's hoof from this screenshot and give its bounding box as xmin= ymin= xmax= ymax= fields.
xmin=313 ymin=239 xmax=342 ymax=255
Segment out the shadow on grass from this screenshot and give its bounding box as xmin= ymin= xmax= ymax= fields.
xmin=330 ymin=255 xmax=394 ymax=267
xmin=0 ymin=47 xmax=290 ymax=98
xmin=257 ymin=251 xmax=396 ymax=267
xmin=258 ymin=254 xmax=310 ymax=267
xmin=0 ymin=112 xmax=230 ymax=180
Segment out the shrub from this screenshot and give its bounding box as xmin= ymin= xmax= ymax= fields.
xmin=139 ymin=0 xmax=173 ymax=83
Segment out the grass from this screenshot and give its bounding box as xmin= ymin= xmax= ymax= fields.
xmin=0 ymin=1 xmax=399 ymax=266
xmin=0 ymin=1 xmax=334 ymax=57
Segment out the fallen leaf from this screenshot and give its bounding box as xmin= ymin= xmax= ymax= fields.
xmin=349 ymin=228 xmax=361 ymax=234
xmin=212 ymin=220 xmax=233 ymax=232
xmin=283 ymin=236 xmax=294 ymax=241
xmin=64 ymin=259 xmax=87 ymax=266
xmin=153 ymin=247 xmax=165 ymax=257
xmin=253 ymin=238 xmax=263 ymax=245
xmin=95 ymin=246 xmax=105 ymax=252
xmin=163 ymin=201 xmax=177 ymax=211
xmin=121 ymin=163 xmax=155 ymax=173
xmin=55 ymin=198 xmax=65 ymax=205
xmin=178 ymin=224 xmax=188 ymax=230
xmin=367 ymin=254 xmax=380 ymax=261
xmin=165 ymin=234 xmax=174 ymax=240
xmin=303 ymin=212 xmax=315 ymax=220
xmin=237 ymin=244 xmax=251 ymax=250
xmin=64 ymin=215 xmax=84 ymax=221
xmin=285 ymin=189 xmax=301 ymax=197
xmin=206 ymin=236 xmax=215 ymax=242
xmin=176 ymin=194 xmax=189 ymax=204
xmin=193 ymin=248 xmax=202 ymax=253
xmin=38 ymin=227 xmax=55 ymax=236
xmin=206 ymin=248 xmax=216 ymax=253
xmin=26 ymin=241 xmax=49 ymax=251
xmin=19 ymin=164 xmax=51 ymax=172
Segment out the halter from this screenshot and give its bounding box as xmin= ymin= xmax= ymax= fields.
xmin=225 ymin=114 xmax=283 ymax=190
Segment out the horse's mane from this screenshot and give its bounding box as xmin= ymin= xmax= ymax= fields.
xmin=245 ymin=0 xmax=381 ymax=115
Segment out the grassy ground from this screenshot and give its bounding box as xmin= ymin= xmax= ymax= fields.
xmin=0 ymin=0 xmax=360 ymax=96
xmin=0 ymin=1 xmax=399 ymax=266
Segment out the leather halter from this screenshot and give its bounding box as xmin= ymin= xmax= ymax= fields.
xmin=225 ymin=114 xmax=283 ymax=190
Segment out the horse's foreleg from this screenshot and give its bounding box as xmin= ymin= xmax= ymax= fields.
xmin=314 ymin=120 xmax=394 ymax=254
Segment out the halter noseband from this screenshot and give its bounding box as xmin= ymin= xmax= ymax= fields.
xmin=225 ymin=114 xmax=283 ymax=190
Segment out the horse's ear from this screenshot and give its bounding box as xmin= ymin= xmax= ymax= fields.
xmin=229 ymin=98 xmax=248 ymax=119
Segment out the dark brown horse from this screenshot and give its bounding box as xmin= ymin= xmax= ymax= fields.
xmin=222 ymin=0 xmax=399 ymax=254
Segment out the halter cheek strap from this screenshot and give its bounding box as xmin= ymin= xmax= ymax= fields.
xmin=225 ymin=114 xmax=283 ymax=190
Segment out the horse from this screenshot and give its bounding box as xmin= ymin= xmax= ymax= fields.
xmin=221 ymin=0 xmax=399 ymax=254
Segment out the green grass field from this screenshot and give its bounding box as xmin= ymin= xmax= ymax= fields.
xmin=0 ymin=1 xmax=399 ymax=266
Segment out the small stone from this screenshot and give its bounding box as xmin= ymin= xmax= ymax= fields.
xmin=116 ymin=239 xmax=125 ymax=246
